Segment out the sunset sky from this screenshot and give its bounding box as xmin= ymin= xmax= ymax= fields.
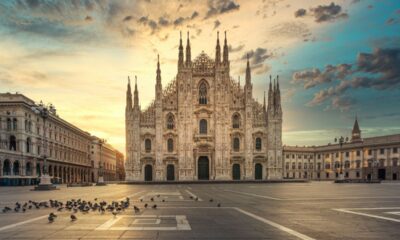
xmin=1 ymin=0 xmax=399 ymax=154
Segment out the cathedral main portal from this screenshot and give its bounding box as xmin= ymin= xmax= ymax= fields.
xmin=198 ymin=156 xmax=209 ymax=180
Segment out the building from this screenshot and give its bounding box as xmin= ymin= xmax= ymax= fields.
xmin=0 ymin=93 xmax=120 ymax=185
xmin=90 ymin=137 xmax=118 ymax=182
xmin=0 ymin=93 xmax=93 ymax=185
xmin=283 ymin=118 xmax=400 ymax=181
xmin=115 ymin=150 xmax=125 ymax=181
xmin=125 ymin=32 xmax=283 ymax=181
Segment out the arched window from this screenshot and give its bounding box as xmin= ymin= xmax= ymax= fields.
xmin=199 ymin=119 xmax=207 ymax=134
xmin=3 ymin=160 xmax=11 ymax=175
xmin=298 ymin=162 xmax=302 ymax=169
xmin=26 ymin=162 xmax=32 ymax=176
xmin=13 ymin=161 xmax=20 ymax=175
xmin=285 ymin=162 xmax=289 ymax=169
xmin=167 ymin=138 xmax=174 ymax=152
xmin=12 ymin=118 xmax=17 ymax=130
xmin=9 ymin=135 xmax=16 ymax=151
xmin=255 ymin=137 xmax=262 ymax=151
xmin=232 ymin=114 xmax=240 ymax=128
xmin=7 ymin=118 xmax=12 ymax=131
xmin=145 ymin=139 xmax=152 ymax=152
xmin=325 ymin=163 xmax=331 ymax=169
xmin=166 ymin=114 xmax=174 ymax=130
xmin=344 ymin=160 xmax=350 ymax=168
xmin=233 ymin=137 xmax=240 ymax=152
xmin=26 ymin=137 xmax=31 ymax=153
xmin=25 ymin=120 xmax=28 ymax=131
xmin=198 ymin=82 xmax=208 ymax=104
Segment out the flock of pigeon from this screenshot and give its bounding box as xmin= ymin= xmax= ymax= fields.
xmin=1 ymin=194 xmax=221 ymax=224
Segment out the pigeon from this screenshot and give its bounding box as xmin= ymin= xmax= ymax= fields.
xmin=162 ymin=199 xmax=165 ymax=202
xmin=150 ymin=197 xmax=154 ymax=202
xmin=217 ymin=203 xmax=221 ymax=207
xmin=133 ymin=206 xmax=140 ymax=213
xmin=70 ymin=214 xmax=77 ymax=221
xmin=209 ymin=199 xmax=214 ymax=202
xmin=112 ymin=211 xmax=118 ymax=217
xmin=140 ymin=199 xmax=143 ymax=202
xmin=49 ymin=212 xmax=57 ymax=218
xmin=144 ymin=203 xmax=148 ymax=208
xmin=189 ymin=196 xmax=193 ymax=199
xmin=48 ymin=215 xmax=54 ymax=223
xmin=195 ymin=197 xmax=198 ymax=201
xmin=152 ymin=204 xmax=157 ymax=209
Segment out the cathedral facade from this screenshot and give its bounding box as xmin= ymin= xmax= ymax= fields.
xmin=125 ymin=32 xmax=283 ymax=181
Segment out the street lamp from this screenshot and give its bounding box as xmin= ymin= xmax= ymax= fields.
xmin=334 ymin=136 xmax=348 ymax=181
xmin=32 ymin=102 xmax=57 ymax=190
xmin=96 ymin=138 xmax=107 ymax=186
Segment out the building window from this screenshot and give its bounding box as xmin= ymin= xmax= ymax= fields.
xmin=233 ymin=137 xmax=240 ymax=152
xmin=325 ymin=163 xmax=331 ymax=169
xmin=285 ymin=162 xmax=289 ymax=169
xmin=344 ymin=161 xmax=350 ymax=168
xmin=232 ymin=114 xmax=240 ymax=128
xmin=7 ymin=118 xmax=12 ymax=131
xmin=167 ymin=138 xmax=173 ymax=152
xmin=334 ymin=161 xmax=340 ymax=169
xmin=317 ymin=162 xmax=321 ymax=170
xmin=317 ymin=154 xmax=321 ymax=159
xmin=9 ymin=135 xmax=17 ymax=151
xmin=356 ymin=160 xmax=361 ymax=168
xmin=292 ymin=162 xmax=295 ymax=170
xmin=356 ymin=172 xmax=360 ymax=178
xmin=166 ymin=113 xmax=174 ymax=130
xmin=12 ymin=118 xmax=17 ymax=130
xmin=335 ymin=152 xmax=339 ymax=158
xmin=198 ymin=82 xmax=208 ymax=104
xmin=345 ymin=152 xmax=349 ymax=157
xmin=356 ymin=150 xmax=361 ymax=156
xmin=304 ymin=163 xmax=307 ymax=169
xmin=26 ymin=137 xmax=31 ymax=153
xmin=199 ymin=119 xmax=207 ymax=134
xmin=255 ymin=137 xmax=262 ymax=151
xmin=368 ymin=149 xmax=372 ymax=155
xmin=393 ymin=159 xmax=398 ymax=167
xmin=380 ymin=148 xmax=385 ymax=154
xmin=298 ymin=162 xmax=302 ymax=169
xmin=145 ymin=139 xmax=152 ymax=152
xmin=326 ymin=172 xmax=329 ymax=178
xmin=394 ymin=148 xmax=398 ymax=154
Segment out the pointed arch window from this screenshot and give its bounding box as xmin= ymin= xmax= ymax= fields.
xmin=145 ymin=139 xmax=152 ymax=152
xmin=26 ymin=137 xmax=31 ymax=153
xmin=167 ymin=138 xmax=174 ymax=152
xmin=232 ymin=114 xmax=240 ymax=128
xmin=255 ymin=137 xmax=262 ymax=151
xmin=12 ymin=118 xmax=17 ymax=130
xmin=166 ymin=114 xmax=175 ymax=130
xmin=9 ymin=135 xmax=16 ymax=151
xmin=199 ymin=82 xmax=208 ymax=104
xmin=199 ymin=119 xmax=207 ymax=134
xmin=233 ymin=137 xmax=240 ymax=152
xmin=7 ymin=118 xmax=12 ymax=131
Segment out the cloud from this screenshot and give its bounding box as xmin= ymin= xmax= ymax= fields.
xmin=296 ymin=47 xmax=400 ymax=110
xmin=213 ymin=20 xmax=221 ymax=29
xmin=292 ymin=63 xmax=352 ymax=89
xmin=294 ymin=8 xmax=307 ymax=18
xmin=386 ymin=18 xmax=396 ymax=25
xmin=295 ymin=2 xmax=348 ymax=23
xmin=310 ymin=2 xmax=348 ymax=23
xmin=205 ymin=0 xmax=240 ymax=19
xmin=328 ymin=96 xmax=356 ymax=112
xmin=242 ymin=48 xmax=271 ymax=65
xmin=228 ymin=44 xmax=244 ymax=53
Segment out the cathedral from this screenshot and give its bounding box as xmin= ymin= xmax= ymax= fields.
xmin=125 ymin=32 xmax=283 ymax=181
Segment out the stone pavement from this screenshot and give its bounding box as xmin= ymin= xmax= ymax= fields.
xmin=1 ymin=182 xmax=400 ymax=239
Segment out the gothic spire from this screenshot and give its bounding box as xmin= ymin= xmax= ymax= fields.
xmin=215 ymin=31 xmax=221 ymax=64
xmin=126 ymin=76 xmax=132 ymax=109
xmin=223 ymin=31 xmax=229 ymax=64
xmin=134 ymin=75 xmax=139 ymax=108
xmin=245 ymin=54 xmax=251 ymax=86
xmin=156 ymin=54 xmax=161 ymax=85
xmin=186 ymin=31 xmax=191 ymax=66
xmin=351 ymin=115 xmax=362 ymax=142
xmin=263 ymin=91 xmax=266 ymax=111
xmin=275 ymin=75 xmax=281 ymax=110
xmin=178 ymin=31 xmax=184 ymax=69
xmin=268 ymin=75 xmax=273 ymax=111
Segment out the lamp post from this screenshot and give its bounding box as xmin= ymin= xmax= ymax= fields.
xmin=32 ymin=102 xmax=57 ymax=190
xmin=334 ymin=136 xmax=348 ymax=181
xmin=96 ymin=139 xmax=107 ymax=186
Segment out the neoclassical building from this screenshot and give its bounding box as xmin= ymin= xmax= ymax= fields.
xmin=125 ymin=32 xmax=283 ymax=181
xmin=0 ymin=93 xmax=121 ymax=185
xmin=283 ymin=118 xmax=400 ymax=181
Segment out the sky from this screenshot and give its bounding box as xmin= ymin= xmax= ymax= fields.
xmin=0 ymin=0 xmax=399 ymax=154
